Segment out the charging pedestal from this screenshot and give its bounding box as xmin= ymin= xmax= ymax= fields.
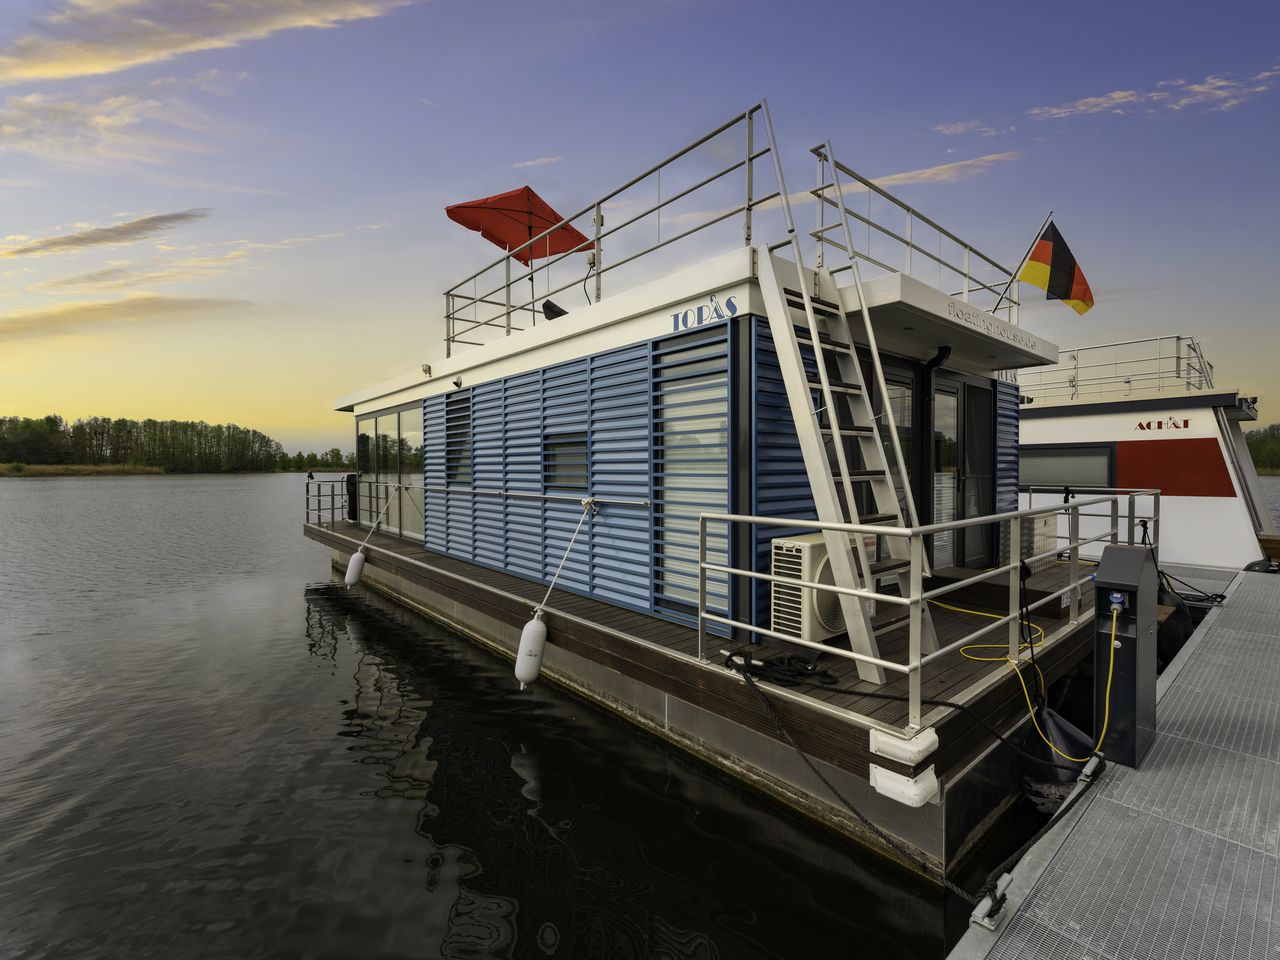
xmin=1093 ymin=544 xmax=1157 ymax=768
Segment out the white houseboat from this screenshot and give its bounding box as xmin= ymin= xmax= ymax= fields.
xmin=304 ymin=102 xmax=1165 ymax=881
xmin=1017 ymin=337 xmax=1275 ymax=572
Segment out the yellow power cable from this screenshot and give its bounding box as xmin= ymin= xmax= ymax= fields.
xmin=928 ymin=599 xmax=1120 ymax=764
xmin=1006 ymin=605 xmax=1119 ymax=764
xmin=928 ymin=598 xmax=1048 ymax=696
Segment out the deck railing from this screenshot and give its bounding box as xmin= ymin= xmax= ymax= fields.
xmin=305 ymin=478 xmax=427 ymax=540
xmin=808 ymin=144 xmax=1021 ymax=325
xmin=442 ymin=102 xmax=789 ymax=357
xmin=696 ymin=490 xmax=1160 ymax=738
xmin=305 ymin=479 xmax=348 ymax=527
xmin=1017 ymin=336 xmax=1215 ymax=403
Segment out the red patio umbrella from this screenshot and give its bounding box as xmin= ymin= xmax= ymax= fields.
xmin=445 ymin=185 xmax=592 ymax=265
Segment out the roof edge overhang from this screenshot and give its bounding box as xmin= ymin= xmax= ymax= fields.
xmin=843 ymin=272 xmax=1058 ymax=377
xmin=1021 ymin=389 xmax=1258 ymax=421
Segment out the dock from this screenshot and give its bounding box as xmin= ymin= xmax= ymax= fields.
xmin=949 ymin=566 xmax=1280 ymax=960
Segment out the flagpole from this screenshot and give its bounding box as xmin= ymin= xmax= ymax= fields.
xmin=991 ymin=209 xmax=1052 ymax=317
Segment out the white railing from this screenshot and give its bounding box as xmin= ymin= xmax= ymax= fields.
xmin=1018 ymin=336 xmax=1215 ymax=403
xmin=305 ymin=479 xmax=349 ymax=527
xmin=696 ymin=491 xmax=1160 ymax=737
xmin=809 ymin=144 xmax=1021 ymax=325
xmin=442 ymin=102 xmax=790 ymax=357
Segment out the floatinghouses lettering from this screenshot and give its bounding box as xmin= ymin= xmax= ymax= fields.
xmin=671 ymin=293 xmax=738 ymax=331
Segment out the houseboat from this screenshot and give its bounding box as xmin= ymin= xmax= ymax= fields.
xmin=1017 ymin=337 xmax=1275 ymax=572
xmin=303 ymin=102 xmax=1159 ymax=882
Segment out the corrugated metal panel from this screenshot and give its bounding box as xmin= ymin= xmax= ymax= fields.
xmin=423 ymin=395 xmax=446 ymax=552
xmin=503 ymin=369 xmax=543 ymax=580
xmin=653 ymin=324 xmax=730 ymax=618
xmin=471 ymin=380 xmax=505 ymax=567
xmin=542 ymin=359 xmax=591 ymax=594
xmin=751 ymin=319 xmax=819 ymax=627
xmin=995 ymin=378 xmax=1020 ymax=562
xmin=588 ymin=343 xmax=652 ymax=608
xmin=443 ymin=389 xmax=474 ymax=560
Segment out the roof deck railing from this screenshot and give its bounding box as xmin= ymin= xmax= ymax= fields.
xmin=809 ymin=144 xmax=1021 ymax=325
xmin=1018 ymin=335 xmax=1215 ymax=403
xmin=441 ymin=102 xmax=1024 ymax=357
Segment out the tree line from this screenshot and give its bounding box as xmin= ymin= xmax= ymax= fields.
xmin=0 ymin=415 xmax=355 ymax=474
xmin=1246 ymin=423 xmax=1280 ymax=472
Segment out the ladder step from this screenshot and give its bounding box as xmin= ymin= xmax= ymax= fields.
xmin=868 ymin=558 xmax=909 ymax=576
xmin=845 ymin=469 xmax=887 ymax=480
xmin=807 ymin=378 xmax=862 ymax=394
xmin=794 ymin=329 xmax=851 ymax=350
xmin=872 ymin=608 xmax=911 ymax=635
xmin=819 ymin=426 xmax=875 ymax=437
xmin=857 ymin=513 xmax=897 ymax=525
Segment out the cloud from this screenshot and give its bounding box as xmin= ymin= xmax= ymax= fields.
xmin=0 ymin=0 xmax=416 ymax=84
xmin=147 ymin=68 xmax=251 ymax=96
xmin=935 ymin=120 xmax=990 ymax=136
xmin=512 ymin=155 xmax=563 ymax=169
xmin=3 ymin=209 xmax=209 ymax=257
xmin=1030 ymin=65 xmax=1279 ymax=118
xmin=0 ymin=91 xmax=208 ymax=168
xmin=37 ymin=249 xmax=248 ymax=291
xmin=0 ymin=294 xmax=250 ymax=341
xmin=662 ymin=151 xmax=1021 ymax=225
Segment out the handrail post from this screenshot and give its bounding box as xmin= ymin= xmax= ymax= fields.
xmin=1111 ymin=498 xmax=1120 ymax=545
xmin=445 ymin=293 xmax=453 ymax=359
xmin=743 ymin=109 xmax=754 ymax=246
xmin=697 ymin=515 xmax=708 ymax=660
xmin=593 ymin=202 xmax=603 ymax=301
xmin=330 ymin=483 xmax=336 ymax=529
xmin=908 ymin=533 xmax=924 ymax=729
xmin=305 ymin=480 xmax=310 ymax=524
xmin=962 ymin=246 xmax=970 ymax=302
xmin=1126 ymin=494 xmax=1136 ymax=545
xmin=1008 ymin=516 xmax=1021 ymax=659
xmin=1152 ymin=493 xmax=1161 ymax=565
xmin=504 ymin=257 xmax=512 ymax=335
xmin=1068 ymin=505 xmax=1081 ymax=623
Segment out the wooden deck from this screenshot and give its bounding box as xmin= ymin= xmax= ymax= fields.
xmin=304 ymin=519 xmax=1096 ymax=789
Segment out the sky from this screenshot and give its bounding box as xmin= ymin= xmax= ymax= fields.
xmin=0 ymin=0 xmax=1277 ymax=453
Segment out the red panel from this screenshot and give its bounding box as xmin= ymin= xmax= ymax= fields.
xmin=1115 ymin=437 xmax=1236 ymax=497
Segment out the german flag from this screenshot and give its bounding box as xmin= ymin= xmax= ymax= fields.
xmin=1019 ymin=221 xmax=1094 ymax=315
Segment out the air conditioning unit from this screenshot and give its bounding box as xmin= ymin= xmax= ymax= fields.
xmin=771 ymin=532 xmax=877 ymax=645
xmin=1022 ymin=513 xmax=1057 ymax=575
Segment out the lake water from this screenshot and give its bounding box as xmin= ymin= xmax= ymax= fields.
xmin=1263 ymin=474 xmax=1280 ymax=529
xmin=0 ymin=475 xmax=951 ymax=959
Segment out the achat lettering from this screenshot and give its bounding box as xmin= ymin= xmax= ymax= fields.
xmin=1136 ymin=417 xmax=1191 ymax=431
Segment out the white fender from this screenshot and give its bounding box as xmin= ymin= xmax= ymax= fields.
xmin=515 ymin=615 xmax=547 ymax=689
xmin=344 ymin=550 xmax=366 ymax=588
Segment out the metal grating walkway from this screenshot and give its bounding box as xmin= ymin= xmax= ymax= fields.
xmin=952 ymin=571 xmax=1280 ymax=960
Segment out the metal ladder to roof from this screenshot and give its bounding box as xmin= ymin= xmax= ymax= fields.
xmin=755 ymin=138 xmax=938 ymax=685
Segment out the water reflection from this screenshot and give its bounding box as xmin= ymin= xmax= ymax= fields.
xmin=304 ymin=584 xmax=946 ymax=959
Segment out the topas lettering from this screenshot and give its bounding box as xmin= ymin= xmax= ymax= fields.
xmin=671 ymin=293 xmax=738 ymax=331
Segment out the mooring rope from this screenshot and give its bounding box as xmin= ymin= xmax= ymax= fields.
xmin=535 ymin=497 xmax=596 ymax=613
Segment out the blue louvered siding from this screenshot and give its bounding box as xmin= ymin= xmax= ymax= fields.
xmin=750 ymin=318 xmax=820 ymax=626
xmin=652 ymin=325 xmax=731 ymax=619
xmin=503 ymin=369 xmax=543 ymax=580
xmin=588 ymin=343 xmax=652 ymax=608
xmin=471 ymin=380 xmax=505 ymax=567
xmin=423 ymin=395 xmax=447 ymax=552
xmin=541 ymin=359 xmax=592 ymax=593
xmin=994 ymin=380 xmax=1019 ymax=514
xmin=443 ymin=389 xmax=474 ymax=560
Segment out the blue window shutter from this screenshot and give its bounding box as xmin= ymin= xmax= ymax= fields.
xmin=588 ymin=343 xmax=652 ymax=607
xmin=541 ymin=358 xmax=591 ymax=593
xmin=423 ymin=395 xmax=446 ymax=552
xmin=503 ymin=369 xmax=543 ymax=579
xmin=472 ymin=380 xmax=505 ymax=567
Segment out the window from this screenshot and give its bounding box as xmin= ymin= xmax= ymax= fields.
xmin=1020 ymin=446 xmax=1111 ymax=488
xmin=544 ymin=431 xmax=588 ymax=491
xmin=445 ymin=389 xmax=472 ymax=485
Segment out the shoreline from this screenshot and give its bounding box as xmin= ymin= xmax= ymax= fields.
xmin=0 ymin=465 xmax=349 ymax=478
